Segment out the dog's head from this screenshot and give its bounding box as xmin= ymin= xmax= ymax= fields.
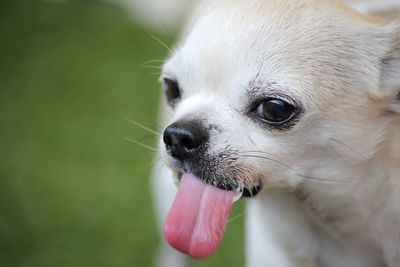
xmin=158 ymin=0 xmax=400 ymax=258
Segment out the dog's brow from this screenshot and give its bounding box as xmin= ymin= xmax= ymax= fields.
xmin=245 ymin=80 xmax=291 ymax=103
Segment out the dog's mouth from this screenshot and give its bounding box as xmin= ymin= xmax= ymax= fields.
xmin=164 ymin=170 xmax=261 ymax=259
xmin=173 ymin=170 xmax=261 ymax=198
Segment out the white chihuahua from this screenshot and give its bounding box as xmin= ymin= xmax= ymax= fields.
xmin=151 ymin=0 xmax=400 ymax=266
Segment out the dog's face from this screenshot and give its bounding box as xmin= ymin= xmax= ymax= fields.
xmin=158 ymin=0 xmax=400 ymax=258
xmin=160 ymin=0 xmax=399 ymax=194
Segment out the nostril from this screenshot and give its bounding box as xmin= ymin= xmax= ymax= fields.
xmin=163 ymin=132 xmax=172 ymax=147
xmin=180 ymin=134 xmax=198 ymax=150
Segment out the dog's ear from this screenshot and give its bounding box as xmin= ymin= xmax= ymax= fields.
xmin=380 ymin=22 xmax=400 ymax=112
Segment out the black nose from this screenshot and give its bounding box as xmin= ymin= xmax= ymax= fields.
xmin=163 ymin=120 xmax=209 ymax=160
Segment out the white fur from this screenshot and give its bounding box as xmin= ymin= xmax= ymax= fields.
xmin=347 ymin=0 xmax=400 ymax=14
xmin=104 ymin=0 xmax=400 ymax=31
xmin=153 ymin=0 xmax=400 ymax=266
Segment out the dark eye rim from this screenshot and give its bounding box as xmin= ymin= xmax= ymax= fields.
xmin=162 ymin=77 xmax=182 ymax=106
xmin=248 ymin=97 xmax=302 ymax=128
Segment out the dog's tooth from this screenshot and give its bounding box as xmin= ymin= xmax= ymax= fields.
xmin=173 ymin=176 xmax=180 ymax=187
xmin=171 ymin=170 xmax=180 ymax=187
xmin=233 ymin=186 xmax=244 ymax=203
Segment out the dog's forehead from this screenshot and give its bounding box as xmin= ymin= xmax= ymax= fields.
xmin=164 ymin=0 xmax=383 ymax=106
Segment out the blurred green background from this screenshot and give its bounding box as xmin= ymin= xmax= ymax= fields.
xmin=0 ymin=0 xmax=244 ymax=266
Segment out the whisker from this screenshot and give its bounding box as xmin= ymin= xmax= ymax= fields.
xmin=153 ymin=14 xmax=182 ymax=54
xmin=228 ymin=211 xmax=246 ymax=224
xmin=141 ymin=59 xmax=164 ymax=70
xmin=240 ymin=153 xmax=350 ymax=184
xmin=149 ymin=72 xmax=162 ymax=76
xmin=242 ymin=150 xmax=286 ymax=160
xmin=147 ymin=31 xmax=172 ymax=53
xmin=297 ymin=174 xmax=348 ymax=183
xmin=142 ymin=59 xmax=164 ymax=65
xmin=124 ymin=117 xmax=161 ymax=137
xmin=141 ymin=65 xmax=163 ymax=70
xmin=246 ymin=134 xmax=256 ymax=146
xmin=125 ymin=137 xmax=158 ymax=152
xmin=254 ymin=60 xmax=264 ymax=81
xmin=329 ymin=137 xmax=363 ymax=158
xmin=240 ymin=154 xmax=294 ymax=171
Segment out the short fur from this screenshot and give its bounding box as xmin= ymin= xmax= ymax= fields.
xmin=153 ymin=0 xmax=400 ymax=266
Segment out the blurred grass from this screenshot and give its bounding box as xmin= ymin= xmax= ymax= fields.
xmin=0 ymin=0 xmax=244 ymax=266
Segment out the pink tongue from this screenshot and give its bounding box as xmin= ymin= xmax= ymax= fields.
xmin=164 ymin=173 xmax=236 ymax=259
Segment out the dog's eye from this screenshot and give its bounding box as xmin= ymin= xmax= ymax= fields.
xmin=163 ymin=78 xmax=181 ymax=105
xmin=255 ymin=99 xmax=297 ymax=124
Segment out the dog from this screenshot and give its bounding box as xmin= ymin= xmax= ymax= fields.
xmin=151 ymin=0 xmax=400 ymax=266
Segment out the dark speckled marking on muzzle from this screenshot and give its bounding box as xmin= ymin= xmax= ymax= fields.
xmin=164 ymin=119 xmax=261 ymax=198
